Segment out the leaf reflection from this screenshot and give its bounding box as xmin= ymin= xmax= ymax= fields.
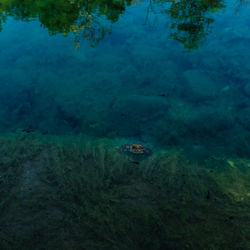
xmin=0 ymin=0 xmax=245 ymax=49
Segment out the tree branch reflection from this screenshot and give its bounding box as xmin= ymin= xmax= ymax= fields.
xmin=0 ymin=0 xmax=245 ymax=49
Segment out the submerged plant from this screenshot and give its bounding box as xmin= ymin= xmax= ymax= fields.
xmin=0 ymin=132 xmax=249 ymax=249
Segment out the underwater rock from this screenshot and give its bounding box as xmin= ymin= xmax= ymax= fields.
xmin=168 ymin=98 xmax=202 ymax=123
xmin=109 ymin=95 xmax=168 ymax=136
xmin=243 ymin=83 xmax=250 ymax=97
xmin=183 ymin=69 xmax=219 ymax=100
xmin=112 ymin=95 xmax=168 ymax=117
xmin=235 ymin=107 xmax=250 ymax=130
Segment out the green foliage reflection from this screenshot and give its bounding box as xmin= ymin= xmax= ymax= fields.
xmin=0 ymin=0 xmax=238 ymax=49
xmin=0 ymin=0 xmax=134 ymax=47
xmin=165 ymin=0 xmax=225 ymax=49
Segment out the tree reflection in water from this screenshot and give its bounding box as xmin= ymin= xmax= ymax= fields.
xmin=0 ymin=0 xmax=135 ymax=47
xmin=144 ymin=0 xmax=225 ymax=50
xmin=0 ymin=0 xmax=244 ymax=49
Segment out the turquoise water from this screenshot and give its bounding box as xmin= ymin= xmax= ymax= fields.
xmin=0 ymin=1 xmax=250 ymax=249
xmin=0 ymin=0 xmax=250 ymax=157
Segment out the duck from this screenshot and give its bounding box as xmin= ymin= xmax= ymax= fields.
xmin=119 ymin=143 xmax=152 ymax=155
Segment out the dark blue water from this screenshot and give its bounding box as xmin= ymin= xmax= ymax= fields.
xmin=1 ymin=0 xmax=250 ymax=157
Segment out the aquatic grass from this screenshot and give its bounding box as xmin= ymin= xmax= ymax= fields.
xmin=0 ymin=132 xmax=43 ymax=210
xmin=0 ymin=132 xmax=249 ymax=249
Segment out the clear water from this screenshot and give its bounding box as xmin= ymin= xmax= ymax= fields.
xmin=0 ymin=1 xmax=250 ymax=249
xmin=0 ymin=0 xmax=250 ymax=157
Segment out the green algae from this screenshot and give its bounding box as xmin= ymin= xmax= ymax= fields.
xmin=0 ymin=132 xmax=249 ymax=249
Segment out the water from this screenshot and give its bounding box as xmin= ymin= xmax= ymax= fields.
xmin=0 ymin=0 xmax=249 ymax=156
xmin=0 ymin=0 xmax=250 ymax=249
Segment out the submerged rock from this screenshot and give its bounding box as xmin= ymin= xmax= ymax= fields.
xmin=183 ymin=69 xmax=219 ymax=100
xmin=243 ymin=82 xmax=250 ymax=97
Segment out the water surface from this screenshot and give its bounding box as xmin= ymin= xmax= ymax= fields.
xmin=0 ymin=0 xmax=250 ymax=156
xmin=0 ymin=0 xmax=250 ymax=249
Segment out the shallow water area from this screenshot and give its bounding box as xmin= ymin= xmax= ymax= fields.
xmin=0 ymin=0 xmax=250 ymax=249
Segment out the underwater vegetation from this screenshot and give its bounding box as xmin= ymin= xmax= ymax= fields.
xmin=0 ymin=132 xmax=249 ymax=249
